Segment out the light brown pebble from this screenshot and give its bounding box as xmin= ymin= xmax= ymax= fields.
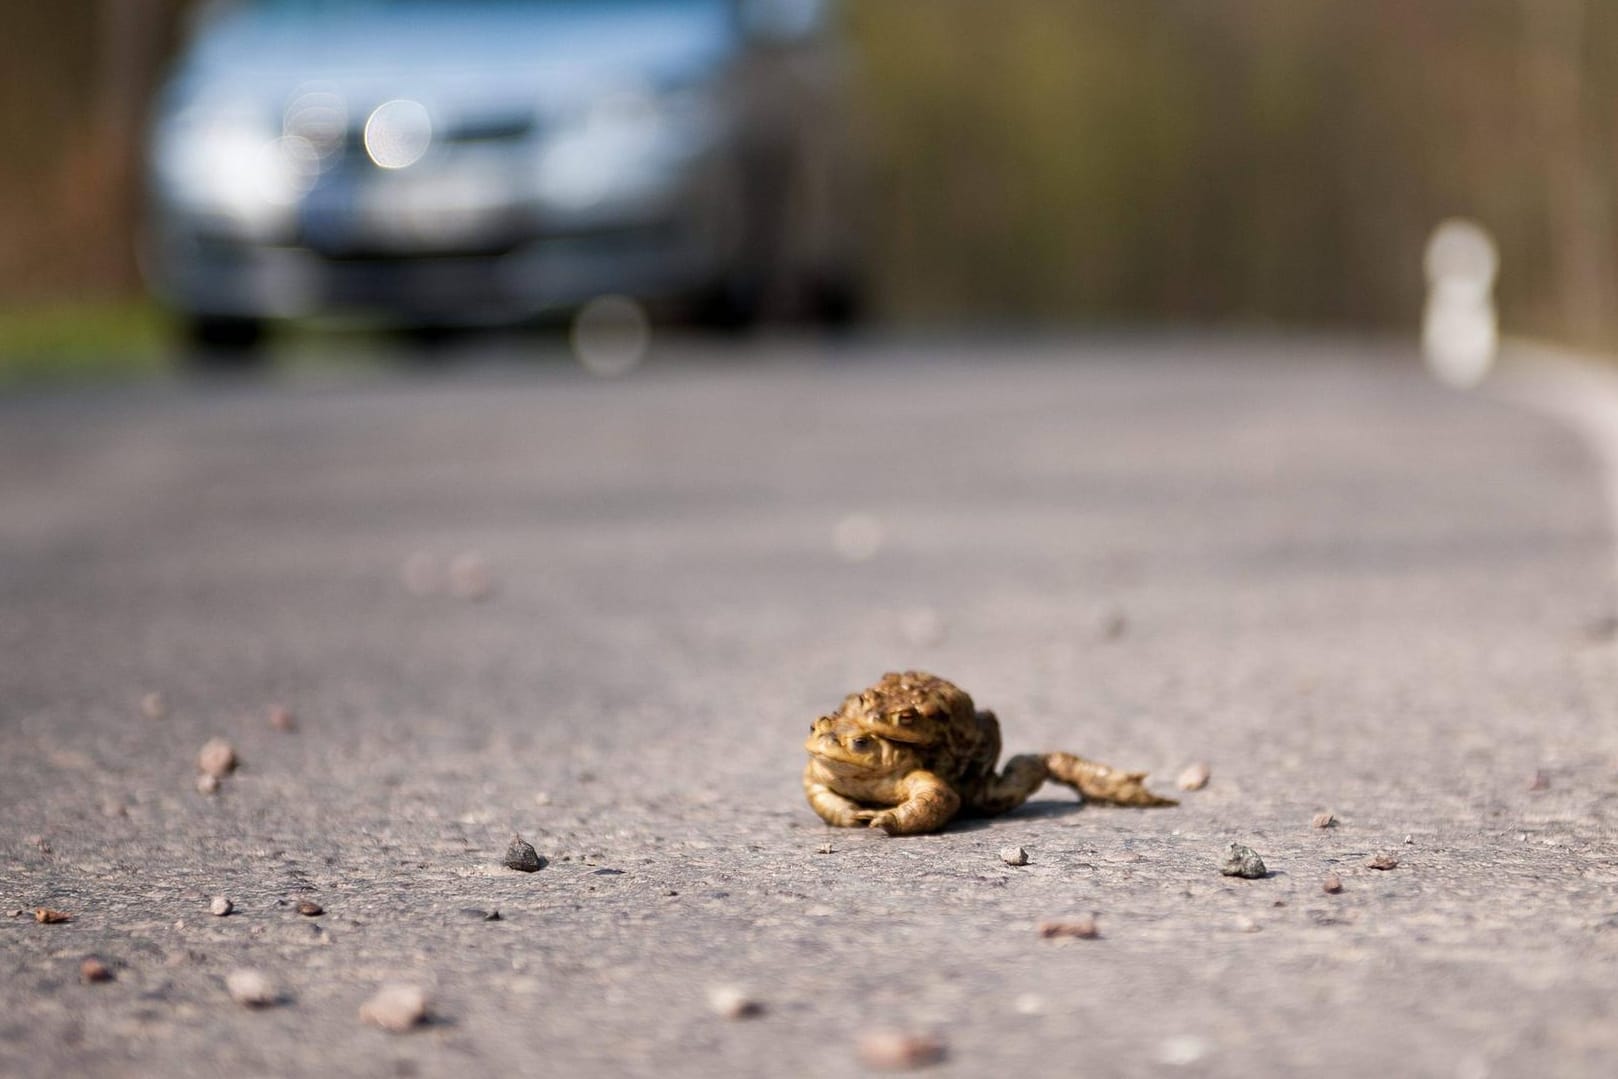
xmin=707 ymin=985 xmax=763 ymax=1019
xmin=196 ymin=774 xmax=221 ymax=795
xmin=359 ymin=984 xmax=429 ymax=1032
xmin=80 ymin=957 xmax=113 ymax=983
xmin=210 ymin=896 xmax=234 ymax=917
xmin=448 ymin=551 xmax=493 ymax=601
xmin=197 ymin=738 xmax=238 ymax=778
xmin=140 ymin=692 xmax=167 ymax=720
xmin=1000 ymin=846 xmax=1029 ymax=866
xmin=856 ymin=1029 xmax=946 ymax=1071
xmin=296 ymin=901 xmax=324 ymax=917
xmin=1038 ymin=916 xmax=1099 ymax=940
xmin=1311 ymin=812 xmax=1336 ymax=829
xmin=268 ymin=705 xmax=296 ymax=732
xmin=225 ymin=969 xmax=277 ymax=1008
xmin=1322 ymin=873 xmax=1343 ymax=894
xmin=1527 ymin=770 xmax=1549 ymax=791
xmin=1177 ymin=762 xmax=1211 ymax=791
xmin=1367 ymin=852 xmax=1399 ymax=871
xmin=34 ymin=908 xmax=72 ymax=924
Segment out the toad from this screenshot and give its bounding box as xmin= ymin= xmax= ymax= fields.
xmin=803 ymin=671 xmax=1176 ymax=835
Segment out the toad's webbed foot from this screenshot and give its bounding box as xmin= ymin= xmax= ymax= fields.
xmin=867 ymin=771 xmax=961 ymax=835
xmin=1045 ymin=751 xmax=1177 ymax=807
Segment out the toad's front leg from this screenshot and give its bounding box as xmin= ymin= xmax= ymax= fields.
xmin=865 ymin=771 xmax=961 ymax=836
xmin=803 ymin=769 xmax=874 ymax=828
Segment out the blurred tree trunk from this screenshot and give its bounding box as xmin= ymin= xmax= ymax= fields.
xmin=1523 ymin=0 xmax=1615 ymax=343
xmin=55 ymin=0 xmax=172 ymax=292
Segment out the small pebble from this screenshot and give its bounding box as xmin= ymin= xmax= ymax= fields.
xmin=80 ymin=957 xmax=113 ymax=983
xmin=196 ymin=774 xmax=221 ymax=795
xmin=296 ymin=901 xmax=324 ymax=917
xmin=832 ymin=513 xmax=886 ymax=562
xmin=1000 ymin=846 xmax=1029 ymax=867
xmin=1367 ymin=852 xmax=1399 ymax=871
xmin=448 ymin=551 xmax=494 ymax=601
xmin=1527 ymin=770 xmax=1549 ymax=792
xmin=503 ymin=835 xmax=546 ymax=873
xmin=268 ymin=705 xmax=296 ymax=732
xmin=707 ymin=985 xmax=763 ymax=1019
xmin=34 ymin=908 xmax=72 ymax=924
xmin=197 ymin=738 xmax=238 ymax=778
xmin=140 ymin=692 xmax=167 ymax=720
xmin=856 ymin=1029 xmax=945 ymax=1071
xmin=1037 ymin=915 xmax=1099 ymax=940
xmin=1322 ymin=873 xmax=1343 ymax=894
xmin=1157 ymin=1034 xmax=1211 ymax=1066
xmin=359 ymin=984 xmax=429 ymax=1032
xmin=1311 ymin=812 xmax=1336 ymax=829
xmin=1219 ymin=842 xmax=1267 ymax=879
xmin=1097 ymin=606 xmax=1129 ymax=640
xmin=225 ymin=969 xmax=277 ymax=1008
xmin=210 ymin=896 xmax=234 ymax=917
xmin=1012 ymin=993 xmax=1045 ymax=1016
xmin=1176 ymin=762 xmax=1211 ymax=791
xmin=1403 ymin=834 xmax=1414 ymax=845
xmin=816 ymin=841 xmax=836 ymax=855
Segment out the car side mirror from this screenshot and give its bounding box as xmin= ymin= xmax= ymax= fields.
xmin=739 ymin=0 xmax=831 ymax=45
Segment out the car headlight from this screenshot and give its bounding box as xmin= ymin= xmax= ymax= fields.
xmin=153 ymin=105 xmax=319 ymax=233
xmin=534 ymin=84 xmax=718 ymax=212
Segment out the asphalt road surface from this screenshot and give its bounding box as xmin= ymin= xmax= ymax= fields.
xmin=4 ymin=335 xmax=1618 ymax=1078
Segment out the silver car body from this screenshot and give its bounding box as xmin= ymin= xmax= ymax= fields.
xmin=143 ymin=0 xmax=862 ymax=334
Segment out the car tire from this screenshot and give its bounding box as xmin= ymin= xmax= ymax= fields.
xmin=805 ymin=266 xmax=866 ymax=329
xmin=183 ymin=316 xmax=268 ymax=368
xmin=690 ymin=272 xmax=765 ymax=333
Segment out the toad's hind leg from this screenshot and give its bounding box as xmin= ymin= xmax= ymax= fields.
xmin=1044 ymin=751 xmax=1178 ymax=807
xmin=973 ymin=754 xmax=1052 ymax=816
xmin=866 ymin=772 xmax=961 ymax=835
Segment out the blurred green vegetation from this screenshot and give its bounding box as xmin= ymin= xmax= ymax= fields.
xmin=0 ymin=302 xmax=175 ymax=384
xmin=849 ymin=0 xmax=1618 ymax=341
xmin=2 ymin=0 xmax=1617 ymax=377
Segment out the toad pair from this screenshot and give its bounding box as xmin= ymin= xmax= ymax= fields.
xmin=804 ymin=671 xmax=1176 ymax=835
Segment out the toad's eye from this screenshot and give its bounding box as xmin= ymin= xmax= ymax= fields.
xmin=849 ymin=737 xmax=871 ymax=753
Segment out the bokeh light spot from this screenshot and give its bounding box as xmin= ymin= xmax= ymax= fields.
xmin=1422 ymin=218 xmax=1499 ymax=389
xmin=364 ymin=99 xmax=433 ymax=170
xmin=570 ymin=295 xmax=650 ymax=377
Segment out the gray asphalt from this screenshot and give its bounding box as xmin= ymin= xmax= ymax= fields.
xmin=4 ymin=334 xmax=1618 ymax=1078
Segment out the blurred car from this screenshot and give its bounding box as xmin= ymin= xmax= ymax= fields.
xmin=142 ymin=0 xmax=867 ymax=356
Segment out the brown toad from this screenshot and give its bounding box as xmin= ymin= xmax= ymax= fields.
xmin=803 ymin=671 xmax=1176 ymax=835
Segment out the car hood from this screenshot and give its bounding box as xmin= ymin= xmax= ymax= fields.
xmin=168 ymin=1 xmax=739 ymax=119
